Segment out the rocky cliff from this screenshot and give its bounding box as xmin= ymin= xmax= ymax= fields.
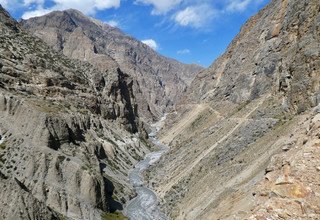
xmin=21 ymin=10 xmax=203 ymax=122
xmin=149 ymin=0 xmax=320 ymax=219
xmin=0 ymin=5 xmax=152 ymax=220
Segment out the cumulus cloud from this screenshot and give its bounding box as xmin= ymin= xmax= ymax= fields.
xmin=21 ymin=0 xmax=120 ymax=19
xmin=174 ymin=4 xmax=216 ymax=28
xmin=141 ymin=39 xmax=158 ymax=50
xmin=135 ymin=0 xmax=182 ymax=15
xmin=177 ymin=49 xmax=190 ymax=54
xmin=105 ymin=19 xmax=119 ymax=27
xmin=22 ymin=7 xmax=52 ymax=19
xmin=23 ymin=0 xmax=44 ymax=6
xmin=226 ymin=0 xmax=258 ymax=12
xmin=0 ymin=0 xmax=8 ymax=7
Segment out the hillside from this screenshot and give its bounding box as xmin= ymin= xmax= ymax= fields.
xmin=1 ymin=0 xmax=319 ymax=219
xmin=148 ymin=0 xmax=320 ymax=219
xmin=0 ymin=5 xmax=152 ymax=220
xmin=21 ymin=10 xmax=203 ymax=123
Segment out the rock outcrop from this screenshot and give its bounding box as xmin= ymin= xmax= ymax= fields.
xmin=0 ymin=5 xmax=151 ymax=220
xmin=21 ymin=10 xmax=203 ymax=122
xmin=148 ymin=0 xmax=320 ymax=219
xmin=247 ymin=108 xmax=320 ymax=219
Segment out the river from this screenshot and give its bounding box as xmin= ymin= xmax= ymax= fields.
xmin=124 ymin=115 xmax=168 ymax=220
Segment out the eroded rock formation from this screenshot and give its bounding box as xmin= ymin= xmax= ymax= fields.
xmin=21 ymin=10 xmax=203 ymax=122
xmin=149 ymin=0 xmax=320 ymax=219
xmin=0 ymin=6 xmax=151 ymax=219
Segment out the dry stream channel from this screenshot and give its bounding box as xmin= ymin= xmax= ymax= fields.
xmin=124 ymin=116 xmax=168 ymax=220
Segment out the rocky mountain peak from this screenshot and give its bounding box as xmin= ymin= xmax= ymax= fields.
xmin=21 ymin=11 xmax=203 ymax=122
xmin=0 ymin=5 xmax=155 ymax=219
xmin=2 ymin=0 xmax=318 ymax=219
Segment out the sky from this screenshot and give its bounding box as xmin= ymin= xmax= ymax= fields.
xmin=1 ymin=0 xmax=269 ymax=67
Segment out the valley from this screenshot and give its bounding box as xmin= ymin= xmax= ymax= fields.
xmin=124 ymin=115 xmax=168 ymax=220
xmin=0 ymin=0 xmax=320 ymax=219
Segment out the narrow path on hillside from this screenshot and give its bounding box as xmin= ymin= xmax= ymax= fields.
xmin=161 ymin=104 xmax=207 ymax=144
xmin=161 ymin=103 xmax=223 ymax=144
xmin=158 ymin=95 xmax=269 ymax=197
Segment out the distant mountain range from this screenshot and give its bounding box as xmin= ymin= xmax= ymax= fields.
xmin=21 ymin=9 xmax=203 ymax=123
xmin=0 ymin=0 xmax=319 ymax=219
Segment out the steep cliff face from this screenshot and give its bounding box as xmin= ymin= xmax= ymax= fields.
xmin=21 ymin=10 xmax=203 ymax=122
xmin=149 ymin=0 xmax=320 ymax=219
xmin=184 ymin=0 xmax=319 ymax=110
xmin=0 ymin=6 xmax=151 ymax=220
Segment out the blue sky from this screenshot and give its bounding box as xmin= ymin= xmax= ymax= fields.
xmin=1 ymin=0 xmax=269 ymax=67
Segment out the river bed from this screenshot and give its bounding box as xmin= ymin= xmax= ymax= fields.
xmin=124 ymin=116 xmax=168 ymax=220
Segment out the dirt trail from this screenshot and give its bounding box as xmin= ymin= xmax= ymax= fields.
xmin=160 ymin=104 xmax=207 ymax=144
xmin=158 ymin=95 xmax=269 ymax=198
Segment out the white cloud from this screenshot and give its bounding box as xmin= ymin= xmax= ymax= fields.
xmin=226 ymin=0 xmax=254 ymax=12
xmin=177 ymin=49 xmax=190 ymax=54
xmin=22 ymin=0 xmax=120 ymax=19
xmin=53 ymin=0 xmax=120 ymax=14
xmin=22 ymin=6 xmax=52 ymax=19
xmin=105 ymin=19 xmax=119 ymax=27
xmin=174 ymin=4 xmax=216 ymax=28
xmin=135 ymin=0 xmax=182 ymax=15
xmin=1 ymin=0 xmax=25 ymax=10
xmin=94 ymin=0 xmax=120 ymax=10
xmin=23 ymin=0 xmax=44 ymax=6
xmin=141 ymin=39 xmax=158 ymax=50
xmin=0 ymin=0 xmax=8 ymax=8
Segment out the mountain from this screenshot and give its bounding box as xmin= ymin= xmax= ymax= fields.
xmin=21 ymin=10 xmax=203 ymax=123
xmin=0 ymin=5 xmax=153 ymax=220
xmin=2 ymin=0 xmax=320 ymax=219
xmin=148 ymin=0 xmax=320 ymax=219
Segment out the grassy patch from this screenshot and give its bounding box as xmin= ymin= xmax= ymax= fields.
xmin=81 ymin=165 xmax=88 ymax=171
xmin=191 ymin=113 xmax=204 ymax=128
xmin=112 ymin=194 xmax=119 ymax=201
xmin=229 ymin=100 xmax=251 ymax=117
xmin=140 ymin=137 xmax=153 ymax=150
xmin=58 ymin=155 xmax=66 ymax=162
xmin=101 ymin=212 xmax=128 ymax=220
xmin=0 ymin=142 xmax=6 ymax=150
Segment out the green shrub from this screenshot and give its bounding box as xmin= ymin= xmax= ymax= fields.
xmin=101 ymin=211 xmax=128 ymax=220
xmin=0 ymin=142 xmax=6 ymax=150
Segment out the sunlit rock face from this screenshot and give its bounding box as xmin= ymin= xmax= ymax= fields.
xmin=0 ymin=5 xmax=152 ymax=220
xmin=21 ymin=10 xmax=203 ymax=123
xmin=147 ymin=0 xmax=320 ymax=219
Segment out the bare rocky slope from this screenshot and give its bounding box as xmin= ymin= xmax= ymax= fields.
xmin=148 ymin=0 xmax=320 ymax=219
xmin=21 ymin=10 xmax=203 ymax=123
xmin=1 ymin=0 xmax=320 ymax=219
xmin=0 ymin=5 xmax=155 ymax=220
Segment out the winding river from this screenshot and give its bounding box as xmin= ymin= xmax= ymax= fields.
xmin=124 ymin=116 xmax=168 ymax=220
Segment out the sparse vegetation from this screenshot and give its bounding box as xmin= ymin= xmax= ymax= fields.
xmin=190 ymin=113 xmax=204 ymax=128
xmin=0 ymin=142 xmax=6 ymax=150
xmin=81 ymin=165 xmax=88 ymax=171
xmin=0 ymin=154 xmax=6 ymax=164
xmin=57 ymin=155 xmax=66 ymax=162
xmin=101 ymin=211 xmax=128 ymax=220
xmin=140 ymin=137 xmax=154 ymax=150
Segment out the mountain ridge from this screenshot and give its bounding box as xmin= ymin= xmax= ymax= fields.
xmin=21 ymin=9 xmax=203 ymax=123
xmin=0 ymin=5 xmax=154 ymax=219
xmin=148 ymin=0 xmax=320 ymax=219
xmin=1 ymin=1 xmax=319 ymax=220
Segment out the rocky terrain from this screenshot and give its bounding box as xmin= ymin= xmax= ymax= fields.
xmin=247 ymin=106 xmax=320 ymax=220
xmin=21 ymin=11 xmax=203 ymax=123
xmin=1 ymin=0 xmax=320 ymax=219
xmin=0 ymin=5 xmax=154 ymax=220
xmin=148 ymin=0 xmax=320 ymax=219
